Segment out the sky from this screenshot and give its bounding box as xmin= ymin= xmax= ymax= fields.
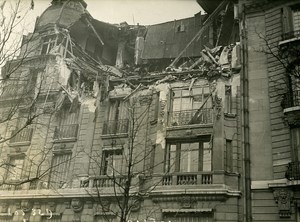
xmin=27 ymin=0 xmax=203 ymax=27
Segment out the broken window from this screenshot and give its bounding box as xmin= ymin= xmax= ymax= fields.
xmin=102 ymin=99 xmax=128 ymax=135
xmin=165 ymin=139 xmax=212 ymax=173
xmin=170 ymin=87 xmax=212 ymax=126
xmin=50 ymin=153 xmax=72 ymax=189
xmin=41 ymin=35 xmax=57 ymax=55
xmin=101 ymin=147 xmax=124 ymax=176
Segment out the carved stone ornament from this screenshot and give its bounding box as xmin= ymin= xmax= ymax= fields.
xmin=273 ymin=189 xmax=293 ymax=218
xmin=0 ymin=203 xmax=9 ymax=213
xmin=129 ymin=197 xmax=142 ymax=212
xmin=21 ymin=201 xmax=33 ymax=213
xmin=179 ymin=196 xmax=196 ymax=209
xmin=71 ymin=199 xmax=83 ymax=213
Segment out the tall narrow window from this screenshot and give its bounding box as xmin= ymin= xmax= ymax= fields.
xmin=102 ymin=148 xmax=123 ymax=176
xmin=291 ymin=127 xmax=300 ymax=162
xmin=225 ymin=140 xmax=233 ymax=172
xmin=6 ymin=155 xmax=24 ymax=181
xmin=54 ymin=108 xmax=79 ymax=141
xmin=50 ymin=153 xmax=72 ymax=189
xmin=165 ymin=139 xmax=212 ymax=173
xmin=103 ymin=100 xmax=128 ymax=135
xmin=225 ymin=85 xmax=232 ymax=113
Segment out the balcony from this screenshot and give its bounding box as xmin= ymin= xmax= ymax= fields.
xmin=169 ymin=108 xmax=213 ymax=127
xmin=282 ymin=90 xmax=300 ymax=127
xmin=9 ymin=128 xmax=33 ymax=146
xmin=160 ymin=172 xmax=213 ymax=186
xmin=282 ymin=30 xmax=300 ymax=41
xmin=53 ymin=124 xmax=79 ymax=141
xmin=102 ymin=119 xmax=129 ymax=136
xmin=286 ymin=161 xmax=300 ymax=181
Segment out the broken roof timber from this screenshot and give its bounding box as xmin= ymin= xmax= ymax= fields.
xmin=168 ymin=0 xmax=230 ymax=68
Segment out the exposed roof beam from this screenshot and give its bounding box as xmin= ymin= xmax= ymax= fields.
xmin=168 ymin=0 xmax=229 ymax=68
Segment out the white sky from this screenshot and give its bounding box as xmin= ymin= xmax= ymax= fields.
xmin=26 ymin=0 xmax=203 ymax=27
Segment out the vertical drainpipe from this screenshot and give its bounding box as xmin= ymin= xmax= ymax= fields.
xmin=240 ymin=3 xmax=252 ymax=222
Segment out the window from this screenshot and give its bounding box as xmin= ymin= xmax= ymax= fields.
xmin=50 ymin=153 xmax=72 ymax=189
xmin=151 ymin=92 xmax=160 ymax=124
xmin=165 ymin=139 xmax=212 ymax=173
xmin=292 ymin=5 xmax=300 ymax=32
xmin=225 ymin=85 xmax=232 ymax=113
xmin=170 ymin=87 xmax=212 ymax=126
xmin=103 ymin=100 xmax=128 ymax=135
xmin=54 ymin=108 xmax=79 ymax=141
xmin=225 ymin=140 xmax=233 ymax=172
xmin=101 ymin=148 xmax=124 ymax=176
xmin=6 ymin=155 xmax=24 ymax=181
xmin=282 ymin=4 xmax=300 ymax=40
xmin=291 ymin=127 xmax=300 ymax=162
xmin=41 ymin=35 xmax=57 ymax=55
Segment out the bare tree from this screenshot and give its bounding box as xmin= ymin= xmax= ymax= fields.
xmin=79 ymin=88 xmax=167 ymax=222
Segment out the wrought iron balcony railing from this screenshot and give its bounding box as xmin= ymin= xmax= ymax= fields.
xmin=169 ymin=108 xmax=213 ymax=127
xmin=9 ymin=128 xmax=33 ymax=144
xmin=53 ymin=124 xmax=79 ymax=141
xmin=282 ymin=30 xmax=300 ymax=42
xmin=282 ymin=90 xmax=300 ymax=109
xmin=102 ymin=119 xmax=129 ymax=135
xmin=286 ymin=161 xmax=300 ymax=180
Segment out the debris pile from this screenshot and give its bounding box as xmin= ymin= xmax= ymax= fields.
xmin=166 ymin=43 xmax=241 ymax=79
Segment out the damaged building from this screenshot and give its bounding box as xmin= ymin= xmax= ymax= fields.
xmin=0 ymin=0 xmax=242 ymax=222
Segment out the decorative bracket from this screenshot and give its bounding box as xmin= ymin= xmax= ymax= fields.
xmin=273 ymin=189 xmax=293 ymax=218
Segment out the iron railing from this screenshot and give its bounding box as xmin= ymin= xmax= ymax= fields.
xmin=286 ymin=161 xmax=300 ymax=180
xmin=102 ymin=119 xmax=129 ymax=135
xmin=53 ymin=124 xmax=79 ymax=140
xmin=169 ymin=108 xmax=213 ymax=126
xmin=10 ymin=128 xmax=33 ymax=144
xmin=282 ymin=90 xmax=300 ymax=109
xmin=282 ymin=30 xmax=300 ymax=41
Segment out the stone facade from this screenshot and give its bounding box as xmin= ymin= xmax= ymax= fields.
xmin=239 ymin=0 xmax=300 ymax=221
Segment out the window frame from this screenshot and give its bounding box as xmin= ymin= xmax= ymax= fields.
xmin=164 ymin=137 xmax=212 ymax=173
xmin=101 ymin=147 xmax=124 ymax=176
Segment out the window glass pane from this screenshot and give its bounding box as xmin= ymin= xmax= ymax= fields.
xmin=192 ymin=87 xmax=202 ymax=96
xmin=169 ymin=145 xmax=176 ymax=173
xmin=180 ymin=143 xmax=198 ymax=172
xmin=181 ymin=97 xmax=192 ymax=110
xmin=181 ymin=89 xmax=190 ymax=97
xmin=203 ymin=142 xmax=212 ymax=171
xmin=173 ymin=98 xmax=182 ymax=112
xmin=173 ymin=90 xmax=182 ymax=98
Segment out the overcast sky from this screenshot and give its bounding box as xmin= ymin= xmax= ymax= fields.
xmin=29 ymin=0 xmax=203 ymax=26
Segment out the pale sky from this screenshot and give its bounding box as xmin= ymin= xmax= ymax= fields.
xmin=28 ymin=0 xmax=203 ymax=26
